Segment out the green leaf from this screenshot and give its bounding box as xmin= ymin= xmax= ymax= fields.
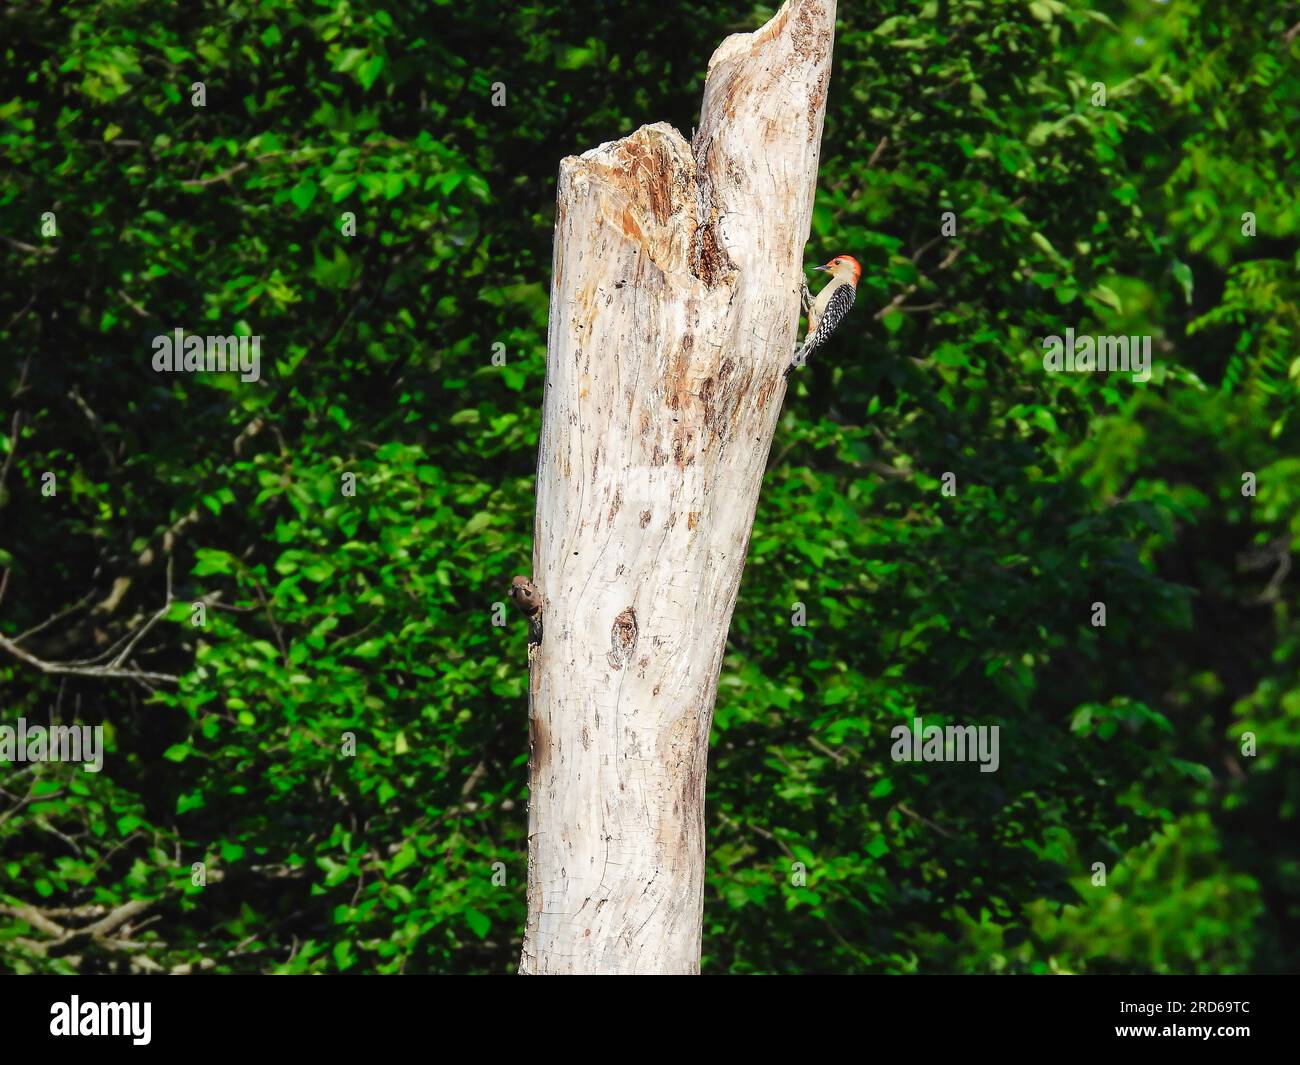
xmin=1171 ymin=260 xmax=1194 ymax=305
xmin=358 ymin=55 xmax=385 ymax=91
xmin=464 ymin=909 xmax=491 ymax=939
xmin=290 ymin=180 xmax=318 ymax=211
xmin=389 ymin=844 xmax=417 ymax=875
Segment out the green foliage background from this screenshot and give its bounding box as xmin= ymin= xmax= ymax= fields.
xmin=0 ymin=0 xmax=1296 ymax=974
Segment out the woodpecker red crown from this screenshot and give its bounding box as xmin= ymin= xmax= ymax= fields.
xmin=819 ymin=255 xmax=862 ymax=285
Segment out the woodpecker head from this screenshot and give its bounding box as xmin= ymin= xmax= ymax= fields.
xmin=508 ymin=575 xmax=542 ymax=617
xmin=813 ymin=255 xmax=862 ymax=287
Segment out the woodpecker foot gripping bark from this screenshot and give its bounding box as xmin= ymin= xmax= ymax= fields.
xmin=800 ymin=279 xmax=815 ymax=316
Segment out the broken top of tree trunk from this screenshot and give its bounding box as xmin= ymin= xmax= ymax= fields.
xmin=562 ymin=0 xmax=834 ymax=300
xmin=522 ymin=0 xmax=836 ymax=975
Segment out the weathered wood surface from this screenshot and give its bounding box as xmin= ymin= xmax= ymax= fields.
xmin=520 ymin=0 xmax=837 ymax=975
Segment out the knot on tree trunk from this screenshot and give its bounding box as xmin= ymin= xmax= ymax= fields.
xmin=606 ymin=606 xmax=639 ymax=670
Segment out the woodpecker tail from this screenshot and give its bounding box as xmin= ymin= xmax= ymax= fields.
xmin=785 ymin=341 xmax=809 ymax=377
xmin=785 ymin=343 xmax=806 ymax=377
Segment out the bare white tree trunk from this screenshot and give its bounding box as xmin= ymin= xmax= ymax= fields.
xmin=520 ymin=0 xmax=837 ymax=975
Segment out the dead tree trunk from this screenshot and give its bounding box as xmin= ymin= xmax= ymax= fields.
xmin=520 ymin=0 xmax=837 ymax=975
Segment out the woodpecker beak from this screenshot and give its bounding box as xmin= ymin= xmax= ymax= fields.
xmin=811 ymin=264 xmax=830 ymax=272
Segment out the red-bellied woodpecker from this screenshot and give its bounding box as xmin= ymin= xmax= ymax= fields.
xmin=785 ymin=254 xmax=861 ymax=375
